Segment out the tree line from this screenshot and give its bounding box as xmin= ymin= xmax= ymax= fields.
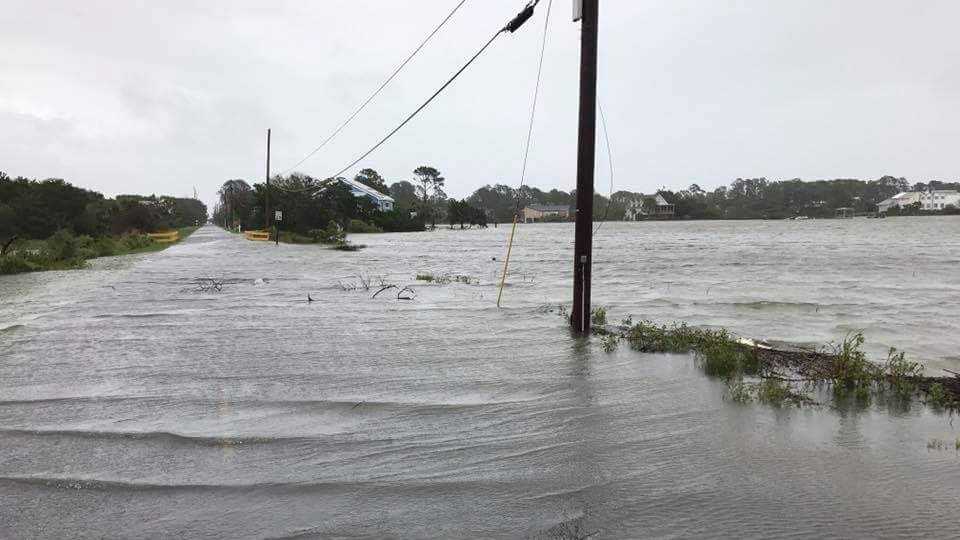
xmin=214 ymin=165 xmax=484 ymax=234
xmin=0 ymin=171 xmax=207 ymax=241
xmin=214 ymin=167 xmax=960 ymax=237
xmin=465 ymin=175 xmax=960 ymax=221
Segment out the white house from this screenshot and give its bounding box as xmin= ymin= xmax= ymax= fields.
xmin=624 ymin=194 xmax=674 ymax=220
xmin=339 ymin=178 xmax=394 ymax=212
xmin=918 ymin=189 xmax=960 ymax=211
xmin=877 ymin=190 xmax=958 ymax=213
xmin=877 ymin=192 xmax=921 ymax=213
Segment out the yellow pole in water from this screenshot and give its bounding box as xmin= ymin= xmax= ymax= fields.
xmin=496 ymin=214 xmax=520 ymax=307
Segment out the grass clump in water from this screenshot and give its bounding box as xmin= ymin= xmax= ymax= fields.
xmin=413 ymin=272 xmax=476 ymax=284
xmin=927 ymin=438 xmax=946 ymax=451
xmin=600 ymin=334 xmax=619 ymax=353
xmin=333 ymin=241 xmax=364 ymax=251
xmin=590 ymin=306 xmax=607 ymax=327
xmin=624 ymin=321 xmax=758 ymax=379
xmin=726 ymin=378 xmax=753 ymax=404
xmin=927 ymin=383 xmax=949 ymax=408
xmin=883 ymin=347 xmax=923 ymax=398
xmin=829 ymin=332 xmax=878 ymax=402
xmin=755 ymin=378 xmax=811 ymax=407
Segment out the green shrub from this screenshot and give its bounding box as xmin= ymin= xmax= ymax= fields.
xmin=308 ymin=221 xmax=345 ymax=244
xmin=44 ymin=229 xmax=79 ymax=260
xmin=121 ymin=233 xmax=155 ymax=251
xmin=92 ymin=237 xmax=119 ymax=257
xmin=347 ymin=219 xmax=382 ymax=233
xmin=0 ymin=255 xmax=41 ymax=274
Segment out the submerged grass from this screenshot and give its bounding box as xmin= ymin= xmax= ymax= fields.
xmin=590 ymin=306 xmax=607 ymax=327
xmin=725 ymin=378 xmax=753 ymax=404
xmin=927 ymin=383 xmax=948 ymax=408
xmin=622 ymin=321 xmax=759 ymax=379
xmin=604 ymin=318 xmax=957 ymax=411
xmin=414 ymin=272 xmax=477 ymax=285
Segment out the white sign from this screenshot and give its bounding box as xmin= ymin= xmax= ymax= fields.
xmin=274 ymin=210 xmax=283 ymax=221
xmin=573 ymin=0 xmax=582 ymax=21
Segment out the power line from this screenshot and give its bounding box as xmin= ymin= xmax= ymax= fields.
xmin=279 ymin=0 xmax=469 ymax=176
xmin=593 ymin=100 xmax=614 ymax=234
xmin=273 ymin=0 xmax=542 ymax=196
xmin=515 ymin=0 xmax=553 ymax=209
xmin=497 ymin=0 xmax=552 ymax=308
xmin=326 ymin=0 xmax=542 ymax=181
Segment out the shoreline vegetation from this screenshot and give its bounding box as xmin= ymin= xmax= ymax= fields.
xmin=0 ymin=227 xmax=199 ymax=275
xmin=1 ymin=171 xmax=208 ymax=275
xmin=240 ymin=220 xmax=366 ymax=251
xmin=216 ymin=168 xmax=960 ymax=231
xmin=592 ymin=316 xmax=959 ymax=410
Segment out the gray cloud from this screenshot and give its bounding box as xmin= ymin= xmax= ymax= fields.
xmin=2 ymin=0 xmax=958 ymax=210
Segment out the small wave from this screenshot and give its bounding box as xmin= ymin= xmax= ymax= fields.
xmin=0 ymin=475 xmax=308 ymax=493
xmin=92 ymin=311 xmax=196 ymax=319
xmin=0 ymin=396 xmax=131 ymax=407
xmin=0 ymin=428 xmax=316 ymax=446
xmin=0 ymin=324 xmax=25 ymax=334
xmin=697 ymin=300 xmax=830 ymax=312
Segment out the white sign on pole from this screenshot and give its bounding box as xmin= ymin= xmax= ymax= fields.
xmin=274 ymin=210 xmax=283 ymax=222
xmin=573 ymin=0 xmax=582 ymax=21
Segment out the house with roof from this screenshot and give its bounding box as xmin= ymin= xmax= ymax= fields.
xmin=624 ymin=194 xmax=674 ymax=220
xmin=877 ymin=190 xmax=958 ymax=213
xmin=523 ymin=204 xmax=571 ymax=223
xmin=918 ymin=189 xmax=960 ymax=211
xmin=338 ymin=178 xmax=394 ymax=212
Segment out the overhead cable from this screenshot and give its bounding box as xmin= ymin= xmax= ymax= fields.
xmin=325 ymin=0 xmax=543 ymax=180
xmin=497 ymin=0 xmax=553 ymax=308
xmin=279 ymin=0 xmax=470 ymax=175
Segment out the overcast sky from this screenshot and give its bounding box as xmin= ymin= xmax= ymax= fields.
xmin=2 ymin=0 xmax=959 ymax=209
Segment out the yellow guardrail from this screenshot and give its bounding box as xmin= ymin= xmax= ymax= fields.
xmin=244 ymin=230 xmax=271 ymax=242
xmin=147 ymin=230 xmax=180 ymax=243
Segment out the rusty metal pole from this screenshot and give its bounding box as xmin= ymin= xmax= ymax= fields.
xmin=572 ymin=0 xmax=598 ymax=333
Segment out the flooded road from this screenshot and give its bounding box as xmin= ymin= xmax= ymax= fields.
xmin=1 ymin=220 xmax=959 ymax=538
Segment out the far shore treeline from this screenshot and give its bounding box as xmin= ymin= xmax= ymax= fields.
xmin=215 ymin=169 xmax=960 ymax=236
xmin=0 ymin=171 xmax=207 ymax=274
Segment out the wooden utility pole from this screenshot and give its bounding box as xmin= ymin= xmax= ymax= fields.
xmin=572 ymin=0 xmax=599 ymax=333
xmin=265 ymin=129 xmax=272 ymax=231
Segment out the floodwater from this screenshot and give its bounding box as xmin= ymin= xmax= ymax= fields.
xmin=1 ymin=219 xmax=958 ymax=538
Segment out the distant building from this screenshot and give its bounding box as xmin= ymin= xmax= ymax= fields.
xmin=877 ymin=190 xmax=958 ymax=213
xmin=523 ymin=204 xmax=570 ymax=223
xmin=624 ymin=194 xmax=674 ymax=220
xmin=918 ymin=189 xmax=960 ymax=211
xmin=835 ymin=207 xmax=855 ymax=219
xmin=339 ymin=178 xmax=394 ymax=212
